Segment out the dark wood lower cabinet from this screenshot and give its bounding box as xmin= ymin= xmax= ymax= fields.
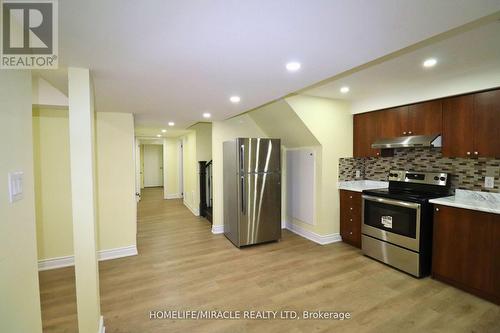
xmin=339 ymin=190 xmax=362 ymax=248
xmin=432 ymin=205 xmax=500 ymax=305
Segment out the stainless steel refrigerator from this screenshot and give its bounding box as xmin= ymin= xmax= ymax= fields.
xmin=223 ymin=138 xmax=281 ymax=247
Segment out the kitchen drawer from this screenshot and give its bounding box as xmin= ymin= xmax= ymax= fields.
xmin=340 ymin=190 xmax=362 ymax=248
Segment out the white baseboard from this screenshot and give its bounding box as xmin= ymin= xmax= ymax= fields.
xmin=183 ymin=200 xmax=200 ymax=216
xmin=165 ymin=193 xmax=182 ymax=199
xmin=98 ymin=315 xmax=105 ymax=333
xmin=211 ymin=225 xmax=224 ymax=234
xmin=285 ymin=222 xmax=341 ymax=245
xmin=98 ymin=245 xmax=138 ymax=261
xmin=209 ymin=223 xmax=339 ymax=245
xmin=38 ymin=245 xmax=138 ymax=271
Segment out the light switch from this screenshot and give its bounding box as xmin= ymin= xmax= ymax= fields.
xmin=484 ymin=176 xmax=494 ymax=189
xmin=8 ymin=172 xmax=24 ymax=203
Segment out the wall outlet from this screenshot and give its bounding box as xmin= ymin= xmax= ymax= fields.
xmin=355 ymin=170 xmax=361 ymax=179
xmin=8 ymin=172 xmax=24 ymax=203
xmin=484 ymin=176 xmax=494 ymax=189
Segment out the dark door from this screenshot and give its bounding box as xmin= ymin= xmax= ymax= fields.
xmin=442 ymin=95 xmax=474 ymax=158
xmin=353 ymin=112 xmax=380 ymax=157
xmin=432 ymin=205 xmax=499 ymax=303
xmin=379 ymin=106 xmax=408 ymax=138
xmin=408 ymin=100 xmax=442 ymax=136
xmin=473 ymin=90 xmax=500 ymax=158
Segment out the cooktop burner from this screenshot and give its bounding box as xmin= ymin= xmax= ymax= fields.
xmin=363 ymin=188 xmax=447 ymax=203
xmin=363 ymin=170 xmax=451 ymax=203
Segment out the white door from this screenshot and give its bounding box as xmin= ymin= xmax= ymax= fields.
xmin=143 ymin=144 xmax=163 ymax=187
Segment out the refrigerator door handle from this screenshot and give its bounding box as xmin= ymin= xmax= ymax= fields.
xmin=239 ymin=144 xmax=245 ymax=172
xmin=240 ymin=175 xmax=245 ymax=214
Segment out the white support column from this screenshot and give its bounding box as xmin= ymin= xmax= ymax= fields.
xmin=67 ymin=67 xmax=103 ymax=333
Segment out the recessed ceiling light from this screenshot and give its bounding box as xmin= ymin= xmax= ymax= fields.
xmin=156 ymin=134 xmax=162 ymax=138
xmin=168 ymin=122 xmax=175 ymax=126
xmin=161 ymin=129 xmax=167 ymax=133
xmin=203 ymin=112 xmax=211 ymax=118
xmin=229 ymin=96 xmax=241 ymax=103
xmin=340 ymin=86 xmax=350 ymax=94
xmin=423 ymin=58 xmax=437 ymax=68
xmin=286 ymin=62 xmax=301 ymax=72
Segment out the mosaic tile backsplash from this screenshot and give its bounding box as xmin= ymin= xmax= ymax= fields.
xmin=339 ymin=148 xmax=500 ymax=193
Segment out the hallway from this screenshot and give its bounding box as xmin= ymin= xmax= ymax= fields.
xmin=39 ymin=188 xmax=500 ymax=333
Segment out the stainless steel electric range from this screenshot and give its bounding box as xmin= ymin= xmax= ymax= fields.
xmin=361 ymin=170 xmax=450 ymax=277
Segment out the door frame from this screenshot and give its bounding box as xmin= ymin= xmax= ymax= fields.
xmin=178 ymin=139 xmax=184 ymax=198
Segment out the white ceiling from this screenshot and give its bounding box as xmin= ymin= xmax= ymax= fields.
xmin=40 ymin=0 xmax=500 ymax=129
xmin=303 ymin=20 xmax=500 ymax=113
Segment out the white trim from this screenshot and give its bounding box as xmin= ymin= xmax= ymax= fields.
xmin=178 ymin=139 xmax=184 ymax=198
xmin=183 ymin=200 xmax=200 ymax=216
xmin=38 ymin=245 xmax=138 ymax=271
xmin=38 ymin=255 xmax=74 ymax=271
xmin=98 ymin=245 xmax=138 ymax=261
xmin=98 ymin=316 xmax=105 ymax=333
xmin=165 ymin=193 xmax=182 ymax=199
xmin=285 ymin=222 xmax=341 ymax=245
xmin=208 ymin=223 xmax=339 ymax=245
xmin=211 ymin=225 xmax=224 ymax=234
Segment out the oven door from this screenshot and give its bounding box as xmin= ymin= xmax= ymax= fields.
xmin=362 ymin=195 xmax=421 ymax=252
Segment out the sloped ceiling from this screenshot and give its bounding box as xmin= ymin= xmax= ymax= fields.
xmin=248 ymin=99 xmax=319 ymax=148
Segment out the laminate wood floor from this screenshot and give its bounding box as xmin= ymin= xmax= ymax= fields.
xmin=39 ymin=188 xmax=500 ymax=333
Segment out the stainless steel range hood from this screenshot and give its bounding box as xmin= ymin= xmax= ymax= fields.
xmin=371 ymin=134 xmax=442 ymax=149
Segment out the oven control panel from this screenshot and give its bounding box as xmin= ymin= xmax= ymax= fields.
xmin=388 ymin=170 xmax=448 ymax=186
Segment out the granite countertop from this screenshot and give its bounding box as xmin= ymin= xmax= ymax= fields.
xmin=338 ymin=180 xmax=389 ymax=192
xmin=429 ymin=189 xmax=500 ymax=215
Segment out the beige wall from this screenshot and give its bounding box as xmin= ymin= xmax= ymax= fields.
xmin=96 ymin=112 xmax=137 ymax=251
xmin=285 ymin=95 xmax=352 ymax=235
xmin=193 ymin=122 xmax=212 ymax=162
xmin=211 ymin=114 xmax=266 ymax=227
xmin=33 ymin=109 xmax=73 ymax=259
xmin=182 ymin=131 xmax=198 ymax=214
xmin=67 ymin=67 xmax=101 ymax=333
xmin=248 ymin=99 xmax=319 ymax=148
xmin=32 ymin=110 xmax=137 ymax=260
xmin=164 ymin=138 xmax=180 ymax=198
xmin=0 ymin=71 xmax=43 ymax=333
xmin=180 ymin=123 xmax=213 ymax=214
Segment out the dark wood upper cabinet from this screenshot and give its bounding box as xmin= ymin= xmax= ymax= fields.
xmin=353 ymin=112 xmax=380 ymax=158
xmin=442 ymin=95 xmax=474 ymax=158
xmin=379 ymin=106 xmax=408 ymax=138
xmin=473 ymin=90 xmax=500 ymax=158
xmin=353 ymin=88 xmax=499 ymax=158
xmin=407 ymin=100 xmax=442 ymax=136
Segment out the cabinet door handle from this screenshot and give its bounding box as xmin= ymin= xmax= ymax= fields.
xmin=435 ymin=207 xmax=440 ymax=212
xmin=474 ymin=151 xmax=479 ymax=155
xmin=349 ymin=232 xmax=353 ymax=235
xmin=349 ymin=219 xmax=353 ymax=222
xmin=349 ymin=195 xmax=353 ymax=199
xmin=376 ymin=152 xmax=380 ymax=156
xmin=408 ymin=131 xmax=412 ymax=135
xmin=466 ymin=152 xmax=471 ymax=156
xmin=403 ymin=131 xmax=407 ymax=135
xmin=350 ymin=207 xmax=353 ymax=211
